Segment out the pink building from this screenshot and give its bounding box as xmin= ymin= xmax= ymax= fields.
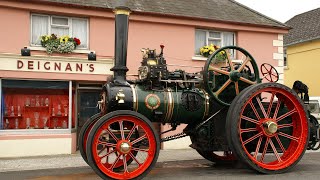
xmin=0 ymin=0 xmax=288 ymax=157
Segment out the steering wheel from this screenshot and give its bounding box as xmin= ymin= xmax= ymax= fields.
xmin=203 ymin=46 xmax=260 ymax=106
xmin=260 ymin=63 xmax=279 ymax=82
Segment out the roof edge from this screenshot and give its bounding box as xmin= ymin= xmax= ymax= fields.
xmin=229 ymin=0 xmax=290 ymax=29
xmin=284 ymin=36 xmax=320 ymax=47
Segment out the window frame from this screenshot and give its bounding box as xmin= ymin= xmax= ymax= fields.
xmin=194 ymin=29 xmax=236 ymax=58
xmin=30 ymin=13 xmax=89 ymax=50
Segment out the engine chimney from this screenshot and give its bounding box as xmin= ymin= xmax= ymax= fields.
xmin=110 ymin=6 xmax=131 ymax=85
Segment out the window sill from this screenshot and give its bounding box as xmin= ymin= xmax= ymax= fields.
xmin=28 ymin=46 xmax=91 ymax=54
xmin=192 ymin=56 xmax=208 ymax=61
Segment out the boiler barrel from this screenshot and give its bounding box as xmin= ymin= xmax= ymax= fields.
xmin=131 ymin=85 xmax=210 ymax=124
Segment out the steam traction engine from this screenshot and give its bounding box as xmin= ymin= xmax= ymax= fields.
xmin=79 ymin=6 xmax=320 ymax=180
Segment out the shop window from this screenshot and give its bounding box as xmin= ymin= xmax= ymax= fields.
xmin=31 ymin=14 xmax=88 ymax=49
xmin=1 ymin=80 xmax=75 ymax=130
xmin=195 ymin=29 xmax=235 ymax=56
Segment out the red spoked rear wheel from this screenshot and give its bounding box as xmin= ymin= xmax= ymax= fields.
xmin=86 ymin=110 xmax=160 ymax=180
xmin=226 ymin=83 xmax=309 ymax=173
xmin=79 ymin=113 xmax=101 ymax=164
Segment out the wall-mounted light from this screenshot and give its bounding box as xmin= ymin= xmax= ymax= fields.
xmin=88 ymin=51 xmax=96 ymax=61
xmin=21 ymin=47 xmax=31 ymax=56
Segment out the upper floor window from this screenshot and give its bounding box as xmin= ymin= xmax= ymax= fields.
xmin=31 ymin=14 xmax=88 ymax=49
xmin=195 ymin=29 xmax=235 ymax=55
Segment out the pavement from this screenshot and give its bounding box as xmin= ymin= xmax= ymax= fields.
xmin=0 ymin=149 xmax=202 ymax=173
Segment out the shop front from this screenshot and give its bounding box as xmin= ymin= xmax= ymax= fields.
xmin=0 ymin=53 xmax=113 ymax=157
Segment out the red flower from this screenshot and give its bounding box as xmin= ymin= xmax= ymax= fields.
xmin=73 ymin=38 xmax=81 ymax=46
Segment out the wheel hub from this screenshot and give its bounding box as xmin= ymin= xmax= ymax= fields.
xmin=263 ymin=121 xmax=278 ymax=135
xmin=230 ymin=70 xmax=241 ymax=82
xmin=117 ymin=140 xmax=132 ymax=154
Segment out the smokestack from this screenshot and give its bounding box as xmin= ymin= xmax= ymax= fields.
xmin=110 ymin=6 xmax=131 ymax=85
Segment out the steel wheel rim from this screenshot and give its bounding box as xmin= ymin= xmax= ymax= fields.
xmin=92 ymin=115 xmax=157 ymax=179
xmin=238 ymin=87 xmax=308 ymax=170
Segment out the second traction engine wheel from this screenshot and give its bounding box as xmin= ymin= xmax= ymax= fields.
xmin=196 ymin=150 xmax=236 ymax=163
xmin=86 ymin=110 xmax=160 ymax=180
xmin=79 ymin=113 xmax=101 ymax=164
xmin=226 ymin=83 xmax=309 ymax=173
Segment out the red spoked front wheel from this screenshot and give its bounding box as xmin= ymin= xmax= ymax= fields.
xmin=226 ymin=83 xmax=309 ymax=173
xmin=86 ymin=110 xmax=160 ymax=179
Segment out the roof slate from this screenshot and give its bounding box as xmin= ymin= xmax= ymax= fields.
xmin=284 ymin=8 xmax=320 ymax=46
xmin=36 ymin=0 xmax=287 ymax=29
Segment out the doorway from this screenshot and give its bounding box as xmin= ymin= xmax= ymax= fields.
xmin=77 ymin=90 xmax=101 ymax=148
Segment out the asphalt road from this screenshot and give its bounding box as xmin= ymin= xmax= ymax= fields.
xmin=1 ymin=152 xmax=320 ymax=180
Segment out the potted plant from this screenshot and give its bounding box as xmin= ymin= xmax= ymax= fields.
xmin=40 ymin=34 xmax=81 ymax=54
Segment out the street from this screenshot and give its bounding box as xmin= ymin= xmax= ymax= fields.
xmin=1 ymin=152 xmax=320 ymax=180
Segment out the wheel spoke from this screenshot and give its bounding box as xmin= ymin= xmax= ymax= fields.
xmin=272 ymin=100 xmax=281 ymax=119
xmin=234 ymin=81 xmax=239 ymax=95
xmin=278 ymin=123 xmax=293 ymax=129
xmin=98 ymin=146 xmax=108 ymax=155
xmin=240 ymin=127 xmax=257 ymax=133
xmin=119 ymin=121 xmax=125 ymax=140
xmin=109 ymin=154 xmax=121 ymax=170
xmin=126 ymin=124 xmax=137 ymax=141
xmin=107 ymin=128 xmax=119 ymax=142
xmin=260 ymin=137 xmax=270 ymax=162
xmin=256 ymin=96 xmax=267 ymax=118
xmin=98 ymin=140 xmax=117 ymax=147
xmin=239 ymin=77 xmax=256 ymax=85
xmin=129 ymin=152 xmax=142 ymax=166
xmin=215 ymin=79 xmax=232 ymax=96
xmin=254 ymin=136 xmax=263 ymax=159
xmin=131 ymin=146 xmax=149 ymax=152
xmin=131 ymin=134 xmax=147 ymax=145
xmin=241 ymin=115 xmax=259 ymax=124
xmin=100 ymin=148 xmax=117 ymax=161
xmin=276 ymin=109 xmax=297 ymax=122
xmin=243 ymin=132 xmax=263 ymax=145
xmin=249 ymin=100 xmax=261 ymax=120
xmin=278 ymin=132 xmax=299 ymax=142
xmin=208 ymin=66 xmax=230 ymax=76
xmin=237 ymin=56 xmax=250 ymax=72
xmin=267 ymin=92 xmax=275 ymax=118
xmin=269 ymin=139 xmax=282 ymax=162
xmin=122 ymin=155 xmax=129 ymax=173
xmin=275 ymin=135 xmax=286 ymax=153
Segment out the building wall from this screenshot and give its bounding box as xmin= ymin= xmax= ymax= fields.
xmin=284 ymin=40 xmax=320 ymax=96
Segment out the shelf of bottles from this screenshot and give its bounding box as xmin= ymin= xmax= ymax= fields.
xmin=3 ymin=95 xmax=69 ymax=130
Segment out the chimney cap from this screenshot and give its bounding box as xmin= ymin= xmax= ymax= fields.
xmin=114 ymin=6 xmax=131 ymax=15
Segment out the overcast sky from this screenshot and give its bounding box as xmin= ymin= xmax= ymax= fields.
xmin=235 ymin=0 xmax=320 ymax=23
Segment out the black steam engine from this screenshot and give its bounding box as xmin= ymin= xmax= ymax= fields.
xmin=79 ymin=6 xmax=320 ymax=180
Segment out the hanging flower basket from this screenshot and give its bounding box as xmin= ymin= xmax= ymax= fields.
xmin=40 ymin=34 xmax=81 ymax=54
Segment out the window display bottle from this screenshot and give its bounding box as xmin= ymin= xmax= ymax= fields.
xmin=35 ymin=95 xmax=40 ymax=107
xmin=57 ymin=104 xmax=62 ymax=116
xmin=45 ymin=98 xmax=49 ymax=106
xmin=17 ymin=106 xmax=21 ymax=116
xmin=26 ymin=118 xmax=30 ymax=129
xmin=64 ymin=105 xmax=68 ymax=116
xmin=4 ymin=107 xmax=8 ymax=116
xmin=53 ymin=118 xmax=58 ymax=129
xmin=5 ymin=119 xmax=9 ymax=129
xmin=62 ymin=120 xmax=67 ymax=129
xmin=10 ymin=106 xmax=14 ymax=116
xmin=34 ymin=112 xmax=39 ymax=129
xmin=52 ymin=108 xmax=55 ymax=116
xmin=43 ymin=117 xmax=48 ymax=129
xmin=15 ymin=118 xmax=19 ymax=129
xmin=25 ymin=97 xmax=30 ymax=107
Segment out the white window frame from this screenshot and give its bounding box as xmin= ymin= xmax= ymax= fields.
xmin=30 ymin=14 xmax=89 ymax=50
xmin=193 ymin=29 xmax=236 ymax=60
